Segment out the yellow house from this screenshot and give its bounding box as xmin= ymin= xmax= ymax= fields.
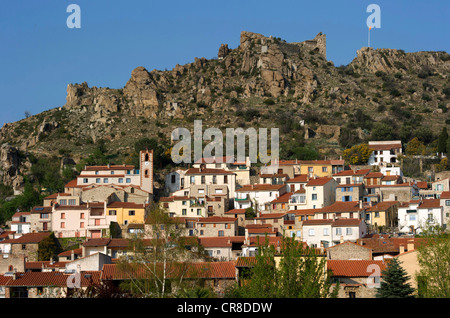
xmin=106 ymin=201 xmax=149 ymax=226
xmin=365 ymin=201 xmax=399 ymax=230
xmin=299 ymin=160 xmax=344 ymax=178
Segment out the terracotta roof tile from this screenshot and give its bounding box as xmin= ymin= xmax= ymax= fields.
xmin=4 ymin=271 xmax=101 ymax=287
xmin=236 ymin=184 xmax=286 ymax=192
xmin=327 ymin=260 xmax=386 ymax=277
xmin=306 ymin=177 xmax=334 ymax=186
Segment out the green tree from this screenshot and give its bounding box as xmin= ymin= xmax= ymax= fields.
xmin=38 ymin=232 xmax=62 ymax=261
xmin=376 ymin=258 xmax=415 ymax=298
xmin=437 ymin=126 xmax=448 ymax=154
xmin=116 ymin=204 xmax=205 ymax=297
xmin=416 ymin=225 xmax=450 ymax=298
xmin=227 ymin=236 xmax=338 ymax=298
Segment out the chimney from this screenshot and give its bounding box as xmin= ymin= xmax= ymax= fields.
xmin=359 ymin=200 xmax=363 ymax=209
xmin=340 ymin=235 xmax=344 ymax=244
xmin=407 ymin=240 xmax=414 ymax=251
xmin=399 ymin=244 xmax=405 ymax=254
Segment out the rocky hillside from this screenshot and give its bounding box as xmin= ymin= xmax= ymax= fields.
xmin=0 ymin=30 xmax=449 ymax=192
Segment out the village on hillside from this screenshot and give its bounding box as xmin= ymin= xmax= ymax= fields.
xmin=0 ymin=140 xmax=449 ymax=299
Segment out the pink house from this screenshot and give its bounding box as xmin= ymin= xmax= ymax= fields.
xmin=52 ymin=201 xmax=116 ymax=238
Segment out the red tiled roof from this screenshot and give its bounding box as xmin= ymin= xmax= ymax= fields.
xmin=302 ymin=219 xmax=334 ymax=226
xmin=199 ymin=236 xmax=245 ymax=247
xmin=25 ymin=261 xmax=68 ymax=269
xmin=271 ymin=192 xmax=293 ymax=203
xmin=366 ymin=201 xmax=399 ymax=212
xmin=83 ymin=238 xmax=111 ymax=247
xmin=30 ymin=206 xmax=52 ymax=214
xmin=107 ymin=201 xmax=146 ymax=208
xmin=331 ymin=218 xmax=363 ymax=227
xmin=236 ymin=184 xmax=286 ymax=192
xmin=224 ymin=208 xmax=246 ymax=214
xmin=101 ymin=262 xmax=236 ymax=280
xmin=327 ymin=260 xmax=386 ymax=277
xmin=9 ymin=232 xmax=51 ymax=244
xmin=58 ymin=248 xmax=83 ymax=257
xmin=306 ymin=177 xmax=334 ymax=186
xmin=368 ymin=142 xmax=402 ymax=151
xmin=287 ymin=175 xmax=309 ymax=183
xmin=365 ymin=172 xmax=383 ymax=178
xmin=416 ymin=181 xmax=429 ymax=189
xmin=440 ymin=191 xmax=450 ymax=199
xmin=196 ymin=216 xmax=237 ymax=223
xmin=333 ymin=169 xmax=371 ymax=177
xmin=320 ymin=201 xmax=362 ymax=213
xmin=185 ymin=168 xmax=234 ymax=175
xmin=4 ymin=271 xmax=101 ymax=287
xmin=83 ymin=165 xmax=135 ymax=171
xmin=418 ymin=199 xmax=441 ymax=209
xmin=255 ymin=212 xmax=286 ymax=220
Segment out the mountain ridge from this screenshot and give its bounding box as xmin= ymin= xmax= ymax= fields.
xmin=0 ymin=30 xmax=449 ymax=193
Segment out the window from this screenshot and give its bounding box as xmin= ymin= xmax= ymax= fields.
xmin=336 ymin=178 xmax=341 ymax=184
xmin=171 ymin=175 xmax=176 ymax=184
xmin=198 ymin=189 xmax=205 ymax=194
xmin=212 ymin=176 xmax=217 ymax=184
xmin=218 ymin=230 xmax=224 ymax=237
xmin=61 ymin=213 xmax=66 ymax=219
xmin=22 ymin=244 xmax=26 ymax=250
xmin=312 ymin=194 xmax=318 ymax=201
xmin=83 ymin=178 xmax=88 ymax=183
xmin=336 ymin=228 xmax=342 ymax=235
xmin=182 ymin=209 xmax=187 ymax=216
xmin=80 ymin=213 xmax=85 ymax=219
xmin=375 ymin=212 xmax=380 ymax=218
xmin=95 ymin=219 xmax=100 ymax=226
xmin=69 ymin=199 xmax=76 ymax=205
xmin=322 ymin=167 xmax=328 ymax=173
xmin=109 ymin=210 xmax=117 ymax=216
xmin=61 ymin=222 xmax=65 ymax=228
xmin=40 ymin=213 xmax=48 ymax=219
xmin=118 ymin=178 xmax=123 ymax=183
xmin=111 ymin=171 xmax=115 ymax=175
xmin=200 ymin=230 xmax=204 ymax=236
xmin=308 ymin=167 xmax=313 ymax=173
xmin=129 ymin=210 xmax=135 ymax=216
xmin=346 ymin=228 xmax=352 ymax=235
xmin=182 ymin=201 xmax=187 ymax=206
xmin=197 ymin=209 xmax=202 ymax=215
xmin=59 ymin=199 xmax=67 ymax=205
xmin=104 ymin=178 xmax=108 ymax=183
xmin=446 ymin=200 xmax=450 ymax=206
xmin=309 ymin=229 xmax=315 ymax=236
xmin=190 ymin=176 xmax=195 ymax=184
xmin=323 ymin=228 xmax=329 ymax=236
xmin=224 ymin=175 xmax=228 ymax=183
xmin=126 ymin=178 xmax=131 ymax=183
xmin=96 ymin=178 xmax=101 ymax=183
xmin=80 ymin=222 xmax=84 ymax=228
xmin=409 ymin=215 xmax=416 ymax=221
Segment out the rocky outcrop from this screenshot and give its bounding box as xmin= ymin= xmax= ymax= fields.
xmin=123 ymin=66 xmax=160 ymax=118
xmin=0 ymin=143 xmax=25 ymax=193
xmin=350 ymin=47 xmax=450 ymax=74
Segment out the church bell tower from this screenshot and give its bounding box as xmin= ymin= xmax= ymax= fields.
xmin=140 ymin=149 xmax=153 ymax=194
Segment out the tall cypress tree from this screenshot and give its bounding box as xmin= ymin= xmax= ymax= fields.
xmin=376 ymin=258 xmax=415 ymax=298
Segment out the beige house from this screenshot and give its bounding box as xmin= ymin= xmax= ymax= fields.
xmin=193 ymin=156 xmax=251 ymax=187
xmin=304 ymin=177 xmax=337 ymax=210
xmin=395 ymin=249 xmax=420 ymax=293
xmin=29 ymin=206 xmax=53 ymax=233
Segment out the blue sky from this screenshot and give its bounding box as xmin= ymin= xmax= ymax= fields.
xmin=0 ymin=0 xmax=448 ymax=127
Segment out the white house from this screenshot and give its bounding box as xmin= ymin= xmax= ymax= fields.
xmin=302 ymin=218 xmax=367 ymax=248
xmin=234 ymin=184 xmax=287 ymax=212
xmin=398 ymin=199 xmax=444 ymax=234
xmin=10 ymin=212 xmax=31 ymax=237
xmin=368 ymin=140 xmax=402 ymax=166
